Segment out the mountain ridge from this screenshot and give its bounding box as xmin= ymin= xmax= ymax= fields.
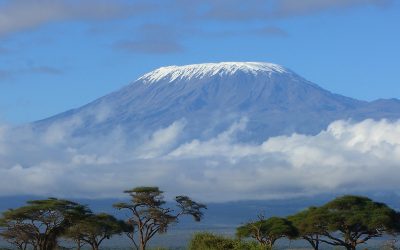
xmin=34 ymin=62 xmax=400 ymax=142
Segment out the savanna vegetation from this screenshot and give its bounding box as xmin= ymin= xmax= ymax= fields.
xmin=0 ymin=192 xmax=399 ymax=250
xmin=190 ymin=195 xmax=400 ymax=250
xmin=0 ymin=187 xmax=206 ymax=250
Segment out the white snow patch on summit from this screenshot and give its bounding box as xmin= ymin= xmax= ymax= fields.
xmin=138 ymin=62 xmax=289 ymax=84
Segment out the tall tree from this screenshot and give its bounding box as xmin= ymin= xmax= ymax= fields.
xmin=0 ymin=198 xmax=89 ymax=250
xmin=113 ymin=186 xmax=206 ymax=250
xmin=236 ymin=215 xmax=298 ymax=249
xmin=65 ymin=213 xmax=125 ymax=250
xmin=313 ymin=195 xmax=400 ymax=250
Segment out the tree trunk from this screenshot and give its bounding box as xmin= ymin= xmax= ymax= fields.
xmin=310 ymin=242 xmax=319 ymax=250
xmin=76 ymin=239 xmax=81 ymax=250
xmin=267 ymin=239 xmax=274 ymax=249
xmin=90 ymin=242 xmax=100 ymax=250
xmin=38 ymin=235 xmax=57 ymax=250
xmin=140 ymin=240 xmax=146 ymax=250
xmin=304 ymin=237 xmax=319 ymax=250
xmin=345 ymin=245 xmax=356 ymax=250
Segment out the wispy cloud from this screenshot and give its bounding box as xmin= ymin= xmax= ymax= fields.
xmin=186 ymin=0 xmax=393 ymax=21
xmin=273 ymin=0 xmax=392 ymax=18
xmin=136 ymin=119 xmax=187 ymax=159
xmin=0 ymin=0 xmax=392 ymax=56
xmin=0 ymin=46 xmax=10 ymax=54
xmin=115 ymin=39 xmax=183 ymax=54
xmin=0 ymin=65 xmax=63 ymax=81
xmin=255 ymin=26 xmax=289 ymax=37
xmin=114 ymin=0 xmax=389 ymax=52
xmin=114 ymin=24 xmax=184 ymax=54
xmin=0 ymin=0 xmax=149 ymax=37
xmin=30 ymin=66 xmax=63 ymax=75
xmin=192 ymin=26 xmax=289 ymax=39
xmin=180 ymin=0 xmax=392 ymax=21
xmin=0 ymin=69 xmax=12 ymax=80
xmin=0 ymin=118 xmax=399 ymax=201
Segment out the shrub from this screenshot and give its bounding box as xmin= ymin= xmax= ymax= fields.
xmin=188 ymin=232 xmax=267 ymax=250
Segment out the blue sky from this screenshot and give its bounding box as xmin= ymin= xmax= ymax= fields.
xmin=0 ymin=0 xmax=399 ymax=124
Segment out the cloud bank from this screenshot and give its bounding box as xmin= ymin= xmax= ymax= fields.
xmin=0 ymin=118 xmax=399 ymax=202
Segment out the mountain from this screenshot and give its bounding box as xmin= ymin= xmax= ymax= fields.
xmin=34 ymin=62 xmax=400 ymax=142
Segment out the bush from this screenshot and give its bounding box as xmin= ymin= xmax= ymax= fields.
xmin=188 ymin=232 xmax=267 ymax=250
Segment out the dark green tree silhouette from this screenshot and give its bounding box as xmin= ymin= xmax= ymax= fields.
xmin=113 ymin=186 xmax=206 ymax=250
xmin=288 ymin=206 xmax=328 ymax=250
xmin=297 ymin=195 xmax=400 ymax=250
xmin=0 ymin=198 xmax=89 ymax=250
xmin=65 ymin=213 xmax=125 ymax=250
xmin=236 ymin=215 xmax=298 ymax=248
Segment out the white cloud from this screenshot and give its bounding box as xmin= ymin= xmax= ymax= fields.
xmin=0 ymin=118 xmax=399 ymax=201
xmin=137 ymin=119 xmax=187 ymax=159
xmin=168 ymin=117 xmax=248 ymax=159
xmin=42 ymin=115 xmax=82 ymax=145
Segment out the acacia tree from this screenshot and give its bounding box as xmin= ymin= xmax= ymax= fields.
xmin=236 ymin=215 xmax=298 ymax=249
xmin=113 ymin=186 xmax=206 ymax=250
xmin=0 ymin=222 xmax=36 ymax=250
xmin=0 ymin=198 xmax=89 ymax=250
xmin=65 ymin=213 xmax=125 ymax=250
xmin=288 ymin=206 xmax=329 ymax=250
xmin=313 ymin=195 xmax=400 ymax=250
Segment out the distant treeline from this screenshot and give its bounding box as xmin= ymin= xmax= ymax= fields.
xmin=0 ymin=187 xmax=399 ymax=250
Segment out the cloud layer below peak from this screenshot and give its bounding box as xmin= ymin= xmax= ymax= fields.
xmin=0 ymin=118 xmax=399 ymax=201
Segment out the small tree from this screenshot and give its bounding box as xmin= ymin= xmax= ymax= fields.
xmin=113 ymin=186 xmax=206 ymax=250
xmin=0 ymin=222 xmax=35 ymax=250
xmin=0 ymin=198 xmax=89 ymax=250
xmin=288 ymin=206 xmax=328 ymax=250
xmin=317 ymin=195 xmax=400 ymax=250
xmin=65 ymin=213 xmax=125 ymax=250
xmin=236 ymin=215 xmax=298 ymax=248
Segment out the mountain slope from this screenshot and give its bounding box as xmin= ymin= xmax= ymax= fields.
xmin=34 ymin=62 xmax=400 ymax=142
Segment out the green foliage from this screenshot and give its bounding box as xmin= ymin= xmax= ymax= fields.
xmin=288 ymin=206 xmax=327 ymax=234
xmin=0 ymin=198 xmax=89 ymax=250
xmin=288 ymin=206 xmax=328 ymax=249
xmin=188 ymin=232 xmax=266 ymax=250
xmin=123 ymin=186 xmax=165 ymax=207
xmin=0 ymin=193 xmax=398 ymax=250
xmin=65 ymin=213 xmax=125 ymax=250
xmin=289 ymin=195 xmax=400 ymax=250
xmin=236 ymin=216 xmax=298 ymax=247
xmin=175 ymin=195 xmax=207 ymax=222
xmin=114 ymin=186 xmax=206 ymax=250
xmin=324 ymin=195 xmax=400 ymax=235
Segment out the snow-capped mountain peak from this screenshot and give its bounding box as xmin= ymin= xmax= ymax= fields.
xmin=35 ymin=61 xmax=400 ymax=142
xmin=138 ymin=62 xmax=289 ymax=84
